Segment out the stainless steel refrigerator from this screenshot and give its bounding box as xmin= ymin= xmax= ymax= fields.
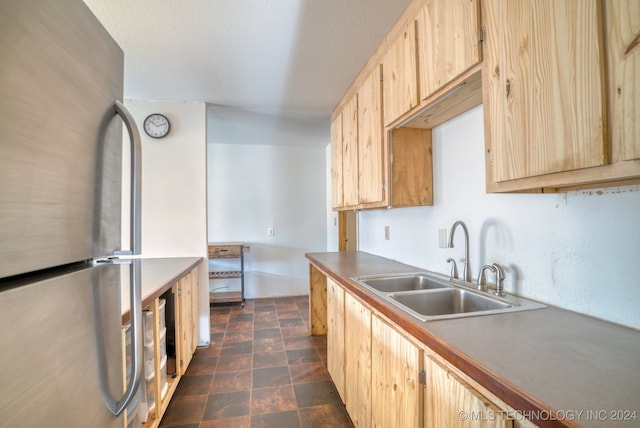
xmin=0 ymin=1 xmax=144 ymax=427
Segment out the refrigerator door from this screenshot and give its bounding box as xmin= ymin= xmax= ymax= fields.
xmin=0 ymin=262 xmax=125 ymax=428
xmin=0 ymin=0 xmax=124 ymax=278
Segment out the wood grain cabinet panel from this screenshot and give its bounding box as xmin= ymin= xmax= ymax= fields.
xmin=484 ymin=0 xmax=606 ymax=183
xmin=330 ymin=114 xmax=344 ymax=209
xmin=331 ymin=67 xmax=432 ymax=210
xmin=345 ymin=293 xmax=372 ymax=428
xmin=342 ymin=95 xmax=359 ymax=207
xmin=383 ymin=19 xmax=419 ymax=126
xmin=417 ymin=0 xmax=481 ymax=100
xmin=175 ymin=267 xmax=198 ymax=375
xmin=605 ymin=0 xmax=640 ymax=162
xmin=357 ymin=65 xmax=385 ymax=206
xmin=426 ymin=356 xmax=515 ymax=428
xmin=371 ymin=314 xmax=422 ymax=428
xmin=390 ymin=127 xmax=433 ymax=207
xmin=327 ymin=278 xmax=346 ymax=402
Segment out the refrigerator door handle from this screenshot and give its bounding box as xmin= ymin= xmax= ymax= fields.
xmin=107 ymin=261 xmax=143 ymax=415
xmin=113 ymin=100 xmax=142 ymax=256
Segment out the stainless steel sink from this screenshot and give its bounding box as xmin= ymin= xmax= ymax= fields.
xmin=355 ymin=273 xmax=451 ymax=293
xmin=389 ymin=288 xmax=510 ymax=319
xmin=351 ymin=271 xmax=546 ymax=322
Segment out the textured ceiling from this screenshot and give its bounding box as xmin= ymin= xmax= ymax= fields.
xmin=84 ymin=0 xmax=410 ymax=145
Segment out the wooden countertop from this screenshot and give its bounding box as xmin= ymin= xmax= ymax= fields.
xmin=120 ymin=257 xmax=203 ymax=322
xmin=306 ymin=251 xmax=640 ymax=428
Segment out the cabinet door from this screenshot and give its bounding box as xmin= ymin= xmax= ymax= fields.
xmin=390 ymin=128 xmax=433 ymax=208
xmin=484 ymin=0 xmax=606 ymax=182
xmin=345 ymin=293 xmax=372 ymax=428
xmin=176 ymin=267 xmax=198 ymax=375
xmin=327 ymin=278 xmax=346 ymax=402
xmin=342 ymin=95 xmax=359 ymax=207
xmin=357 ymin=65 xmax=385 ymax=206
xmin=417 ymin=0 xmax=481 ymax=99
xmin=426 ymin=357 xmax=514 ymax=428
xmin=371 ymin=315 xmax=422 ymax=428
xmin=330 ymin=113 xmax=344 ymax=209
xmin=605 ymin=0 xmax=640 ymax=162
xmin=383 ymin=20 xmax=419 ymax=126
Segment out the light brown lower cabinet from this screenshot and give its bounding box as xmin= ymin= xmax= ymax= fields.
xmin=327 ymin=278 xmax=346 ymax=402
xmin=123 ymin=266 xmax=200 ymax=428
xmin=426 ymin=356 xmax=515 ymax=428
xmin=345 ymin=293 xmax=372 ymax=427
xmin=371 ymin=314 xmax=422 ymax=427
xmin=175 ymin=267 xmax=198 ymax=376
xmin=324 ymin=276 xmax=538 ymax=428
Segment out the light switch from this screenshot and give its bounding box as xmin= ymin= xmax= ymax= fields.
xmin=438 ymin=229 xmax=448 ymax=248
xmin=267 ymin=227 xmax=274 ymax=236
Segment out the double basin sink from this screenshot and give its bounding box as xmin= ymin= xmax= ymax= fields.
xmin=351 ymin=272 xmax=546 ymax=322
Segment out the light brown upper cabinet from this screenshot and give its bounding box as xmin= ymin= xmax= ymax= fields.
xmin=331 ymin=65 xmax=433 ymax=211
xmin=342 ymin=94 xmax=359 ymax=207
xmin=358 ymin=65 xmax=385 ymax=206
xmin=483 ymin=0 xmax=640 ymax=192
xmin=383 ymin=19 xmax=419 ymax=126
xmin=331 ymin=94 xmax=360 ymax=210
xmin=417 ymin=0 xmax=482 ymax=100
xmin=605 ymin=0 xmax=640 ymax=163
xmin=483 ymin=0 xmax=607 ymax=184
xmin=330 ymin=114 xmax=343 ymax=210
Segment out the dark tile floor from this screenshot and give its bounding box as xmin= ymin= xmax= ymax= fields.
xmin=159 ymin=296 xmax=354 ymax=428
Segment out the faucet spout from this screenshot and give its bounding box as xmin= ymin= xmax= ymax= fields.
xmin=448 ymin=221 xmax=471 ymax=282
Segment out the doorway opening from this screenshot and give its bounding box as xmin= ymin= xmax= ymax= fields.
xmin=338 ymin=210 xmax=357 ymax=252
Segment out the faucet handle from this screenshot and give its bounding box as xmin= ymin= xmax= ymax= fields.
xmin=477 ymin=265 xmax=496 ymax=291
xmin=492 ymin=263 xmax=506 ymax=296
xmin=446 ymin=258 xmax=458 ymax=280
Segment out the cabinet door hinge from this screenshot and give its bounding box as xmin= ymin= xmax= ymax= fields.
xmin=419 ymin=370 xmax=427 ymax=385
xmin=478 ymin=26 xmax=485 ymax=43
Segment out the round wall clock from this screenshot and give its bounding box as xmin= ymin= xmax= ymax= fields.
xmin=143 ymin=113 xmax=170 ymax=138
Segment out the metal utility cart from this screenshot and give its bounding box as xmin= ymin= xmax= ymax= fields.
xmin=208 ymin=242 xmax=249 ymax=307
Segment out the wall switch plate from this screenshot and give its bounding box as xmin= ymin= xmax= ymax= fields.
xmin=438 ymin=229 xmax=448 ymax=248
xmin=267 ymin=227 xmax=274 ymax=236
xmin=385 ymin=226 xmax=390 ymax=240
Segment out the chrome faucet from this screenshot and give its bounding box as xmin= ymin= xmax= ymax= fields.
xmin=446 ymin=258 xmax=458 ymax=280
xmin=448 ymin=221 xmax=471 ymax=282
xmin=477 ymin=265 xmax=496 ymax=291
xmin=492 ymin=263 xmax=506 ymax=296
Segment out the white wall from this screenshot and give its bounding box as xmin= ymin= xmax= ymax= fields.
xmin=351 ymin=105 xmax=640 ymax=330
xmin=124 ymin=100 xmax=210 ymax=346
xmin=207 ymin=143 xmax=327 ymax=298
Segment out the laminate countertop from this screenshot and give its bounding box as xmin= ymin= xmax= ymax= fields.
xmin=120 ymin=256 xmax=203 ymax=321
xmin=306 ymin=251 xmax=640 ymax=428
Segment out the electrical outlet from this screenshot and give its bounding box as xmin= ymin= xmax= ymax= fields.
xmin=438 ymin=229 xmax=448 ymax=248
xmin=385 ymin=226 xmax=390 ymax=240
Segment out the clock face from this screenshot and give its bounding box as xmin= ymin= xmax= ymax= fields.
xmin=143 ymin=114 xmax=170 ymax=138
